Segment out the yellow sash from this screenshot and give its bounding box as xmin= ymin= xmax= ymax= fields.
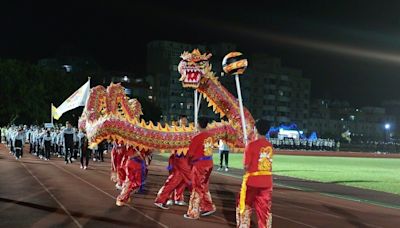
xmin=239 ymin=170 xmax=272 ymax=214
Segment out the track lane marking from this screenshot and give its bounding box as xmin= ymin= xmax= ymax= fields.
xmin=213 ymin=169 xmax=385 ymax=228
xmin=151 ymin=159 xmax=316 ymax=227
xmin=86 ymin=159 xmax=237 ymax=226
xmin=19 ymin=161 xmax=83 ymax=228
xmin=48 ymin=161 xmax=169 ymax=228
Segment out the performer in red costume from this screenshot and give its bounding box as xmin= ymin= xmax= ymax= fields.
xmin=168 ymin=153 xmax=189 ymax=206
xmin=116 ymin=146 xmax=148 ymax=206
xmin=236 ymin=119 xmax=273 ymax=228
xmin=110 ymin=141 xmax=128 ymax=190
xmin=155 ymin=152 xmax=191 ymax=209
xmin=154 ymin=115 xmax=191 ymax=209
xmin=183 ymin=117 xmax=216 ymax=219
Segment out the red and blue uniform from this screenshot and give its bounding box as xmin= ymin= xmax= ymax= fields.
xmin=185 ymin=131 xmax=216 ymax=219
xmin=116 ymin=146 xmax=148 ymax=205
xmin=111 ymin=143 xmax=127 ymax=186
xmin=155 ymin=152 xmax=191 ymax=204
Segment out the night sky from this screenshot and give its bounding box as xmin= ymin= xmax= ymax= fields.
xmin=3 ymin=1 xmax=400 ymax=106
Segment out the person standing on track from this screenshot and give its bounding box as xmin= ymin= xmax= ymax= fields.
xmin=98 ymin=140 xmax=106 ymax=162
xmin=236 ymin=119 xmax=274 ymax=228
xmin=42 ymin=130 xmax=52 ymax=160
xmin=218 ymin=139 xmax=230 ymax=172
xmin=62 ymin=121 xmax=76 ymax=164
xmin=78 ymin=129 xmax=90 ymax=170
xmin=13 ymin=127 xmax=25 ymax=159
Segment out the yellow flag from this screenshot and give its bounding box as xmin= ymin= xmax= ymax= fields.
xmin=52 ymin=104 xmax=61 ymax=120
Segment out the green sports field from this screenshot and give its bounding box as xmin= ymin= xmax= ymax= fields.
xmin=215 ymin=153 xmax=400 ymax=195
xmin=161 ymin=153 xmax=400 ymax=195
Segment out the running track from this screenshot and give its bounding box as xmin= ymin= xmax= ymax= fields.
xmin=0 ymin=144 xmax=399 ymax=227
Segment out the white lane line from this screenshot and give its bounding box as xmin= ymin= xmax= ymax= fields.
xmin=272 ymin=193 xmax=383 ymax=228
xmin=89 ymin=159 xmax=236 ymax=226
xmin=273 ymin=214 xmax=318 ymax=228
xmin=19 ymin=161 xmax=83 ymax=228
xmin=49 ymin=161 xmax=169 ymax=228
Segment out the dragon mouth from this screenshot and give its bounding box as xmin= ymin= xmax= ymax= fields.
xmin=180 ymin=68 xmax=204 ymax=88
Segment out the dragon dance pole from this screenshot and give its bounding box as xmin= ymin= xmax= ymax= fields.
xmin=235 ymin=74 xmax=248 ymax=145
xmin=194 ymin=90 xmax=198 ymax=128
xmin=197 ymin=93 xmax=202 ymax=117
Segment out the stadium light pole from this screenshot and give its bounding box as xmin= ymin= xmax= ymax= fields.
xmin=384 ymin=123 xmax=391 ymax=142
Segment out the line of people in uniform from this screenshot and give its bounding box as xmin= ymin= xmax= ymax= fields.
xmin=1 ymin=122 xmax=108 ymax=170
xmin=269 ymin=137 xmax=338 ymax=151
xmin=3 ymin=126 xmax=27 ymax=159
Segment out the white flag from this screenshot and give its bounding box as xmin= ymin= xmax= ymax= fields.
xmin=53 ymin=80 xmax=90 ymax=120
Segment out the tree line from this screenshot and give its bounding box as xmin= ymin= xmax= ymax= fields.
xmin=0 ymin=59 xmax=162 ymax=126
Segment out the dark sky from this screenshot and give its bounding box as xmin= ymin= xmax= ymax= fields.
xmin=3 ymin=0 xmax=400 ymax=106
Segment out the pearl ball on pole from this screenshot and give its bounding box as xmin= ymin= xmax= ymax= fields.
xmin=222 ymin=52 xmax=249 ymax=145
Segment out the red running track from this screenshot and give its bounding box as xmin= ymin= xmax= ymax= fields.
xmin=0 ymin=144 xmax=399 ymax=227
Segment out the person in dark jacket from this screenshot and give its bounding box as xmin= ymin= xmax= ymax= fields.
xmin=42 ymin=130 xmax=52 ymax=160
xmin=78 ymin=130 xmax=90 ymax=169
xmin=62 ymin=121 xmax=76 ymax=164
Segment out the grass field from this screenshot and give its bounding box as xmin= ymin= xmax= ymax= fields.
xmin=160 ymin=153 xmax=400 ymax=195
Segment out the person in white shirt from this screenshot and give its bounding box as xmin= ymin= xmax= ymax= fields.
xmin=218 ymin=139 xmax=230 ymax=172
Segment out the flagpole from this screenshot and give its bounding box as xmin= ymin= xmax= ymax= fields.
xmin=51 ymin=103 xmax=54 ymax=125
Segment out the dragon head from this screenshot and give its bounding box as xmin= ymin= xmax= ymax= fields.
xmin=178 ymin=49 xmax=213 ymax=88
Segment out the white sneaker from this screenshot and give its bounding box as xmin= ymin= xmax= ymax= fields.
xmin=84 ymin=166 xmax=87 ymax=170
xmin=80 ymin=165 xmax=84 ymax=169
xmin=93 ymin=158 xmax=97 ymax=161
xmin=115 ymin=183 xmax=123 ymax=190
xmin=166 ymin=200 xmax=174 ymax=206
xmin=183 ymin=214 xmax=198 ymax=219
xmin=154 ymin=202 xmax=169 ymax=210
xmin=217 ymin=167 xmax=222 ymax=171
xmin=201 ymin=209 xmax=216 ymax=217
xmin=71 ymin=158 xmax=75 ymax=161
xmin=174 ymin=201 xmax=187 ymax=206
xmin=225 ymin=167 xmax=229 ymax=172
